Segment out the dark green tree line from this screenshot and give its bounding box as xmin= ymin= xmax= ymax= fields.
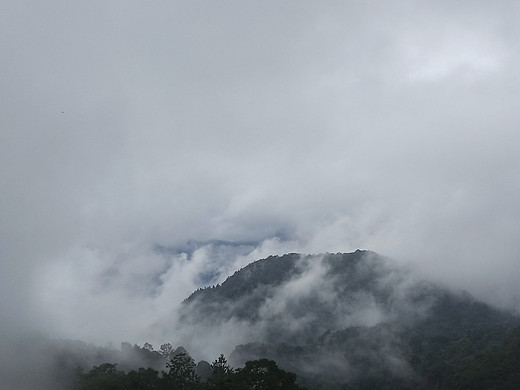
xmin=75 ymin=353 xmax=307 ymax=390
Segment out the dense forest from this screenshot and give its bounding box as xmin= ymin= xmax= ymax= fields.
xmin=66 ymin=328 xmax=520 ymax=389
xmin=75 ymin=351 xmax=307 ymax=390
xmin=22 ymin=251 xmax=520 ymax=389
xmin=176 ymin=251 xmax=520 ymax=389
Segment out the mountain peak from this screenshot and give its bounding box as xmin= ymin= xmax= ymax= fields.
xmin=166 ymin=250 xmax=520 ymax=389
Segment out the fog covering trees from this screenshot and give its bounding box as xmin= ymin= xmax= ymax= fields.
xmin=166 ymin=250 xmax=520 ymax=389
xmin=3 ymin=1 xmax=520 ymax=387
xmin=5 ymin=250 xmax=520 ymax=389
xmin=75 ymin=351 xmax=307 ymax=390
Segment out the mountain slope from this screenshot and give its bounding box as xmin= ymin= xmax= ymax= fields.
xmin=175 ymin=250 xmax=518 ymax=389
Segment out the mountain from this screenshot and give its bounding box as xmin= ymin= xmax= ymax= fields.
xmin=18 ymin=250 xmax=520 ymax=389
xmin=177 ymin=250 xmax=519 ymax=389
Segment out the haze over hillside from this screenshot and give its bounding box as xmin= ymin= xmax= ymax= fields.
xmin=3 ymin=250 xmax=520 ymax=389
xmin=2 ymin=1 xmax=520 ymax=389
xmin=151 ymin=250 xmax=517 ymax=388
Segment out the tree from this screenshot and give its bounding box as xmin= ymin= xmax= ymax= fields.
xmin=234 ymin=359 xmax=307 ymax=390
xmin=159 ymin=343 xmax=174 ymax=360
xmin=163 ymin=352 xmax=199 ymax=389
xmin=76 ymin=363 xmax=128 ymax=390
xmin=206 ymin=354 xmax=235 ymax=389
xmin=211 ymin=354 xmax=234 ymax=377
xmin=126 ymin=367 xmax=161 ymax=390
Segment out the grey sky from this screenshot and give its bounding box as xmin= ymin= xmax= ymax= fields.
xmin=1 ymin=1 xmax=520 ymax=345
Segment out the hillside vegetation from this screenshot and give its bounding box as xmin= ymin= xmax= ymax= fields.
xmin=22 ymin=251 xmax=520 ymax=389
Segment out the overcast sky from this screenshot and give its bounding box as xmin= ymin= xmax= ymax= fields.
xmin=2 ymin=0 xmax=520 ymax=346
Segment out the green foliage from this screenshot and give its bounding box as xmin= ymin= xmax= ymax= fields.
xmin=72 ymin=324 xmax=520 ymax=390
xmin=234 ymin=359 xmax=307 ymax=390
xmin=163 ymin=352 xmax=199 ymax=389
xmin=76 ymin=363 xmax=128 ymax=390
xmin=440 ymin=326 xmax=520 ymax=389
xmin=64 ymin=251 xmax=520 ymax=389
xmin=205 ymin=354 xmax=235 ymax=389
xmin=211 ymin=354 xmax=234 ymax=377
xmin=75 ymin=355 xmax=307 ymax=390
xmin=159 ymin=343 xmax=174 ymax=360
xmin=126 ymin=367 xmax=161 ymax=390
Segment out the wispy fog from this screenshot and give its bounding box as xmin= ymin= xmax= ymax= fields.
xmin=158 ymin=252 xmax=436 ymax=363
xmin=1 ymin=0 xmax=520 ymax=374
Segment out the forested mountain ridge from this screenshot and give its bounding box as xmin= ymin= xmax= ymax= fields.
xmin=176 ymin=250 xmax=520 ymax=389
xmin=17 ymin=250 xmax=520 ymax=389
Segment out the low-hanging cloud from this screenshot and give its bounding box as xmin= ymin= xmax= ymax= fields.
xmin=154 ymin=251 xmax=448 ymax=386
xmin=1 ymin=0 xmax=520 ymax=369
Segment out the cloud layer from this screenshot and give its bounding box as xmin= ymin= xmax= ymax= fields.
xmin=1 ymin=0 xmax=520 ymax=347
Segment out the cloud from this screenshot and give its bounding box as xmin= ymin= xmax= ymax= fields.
xmin=1 ymin=0 xmax=520 ymax=355
xmin=161 ymin=251 xmax=441 ymax=385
